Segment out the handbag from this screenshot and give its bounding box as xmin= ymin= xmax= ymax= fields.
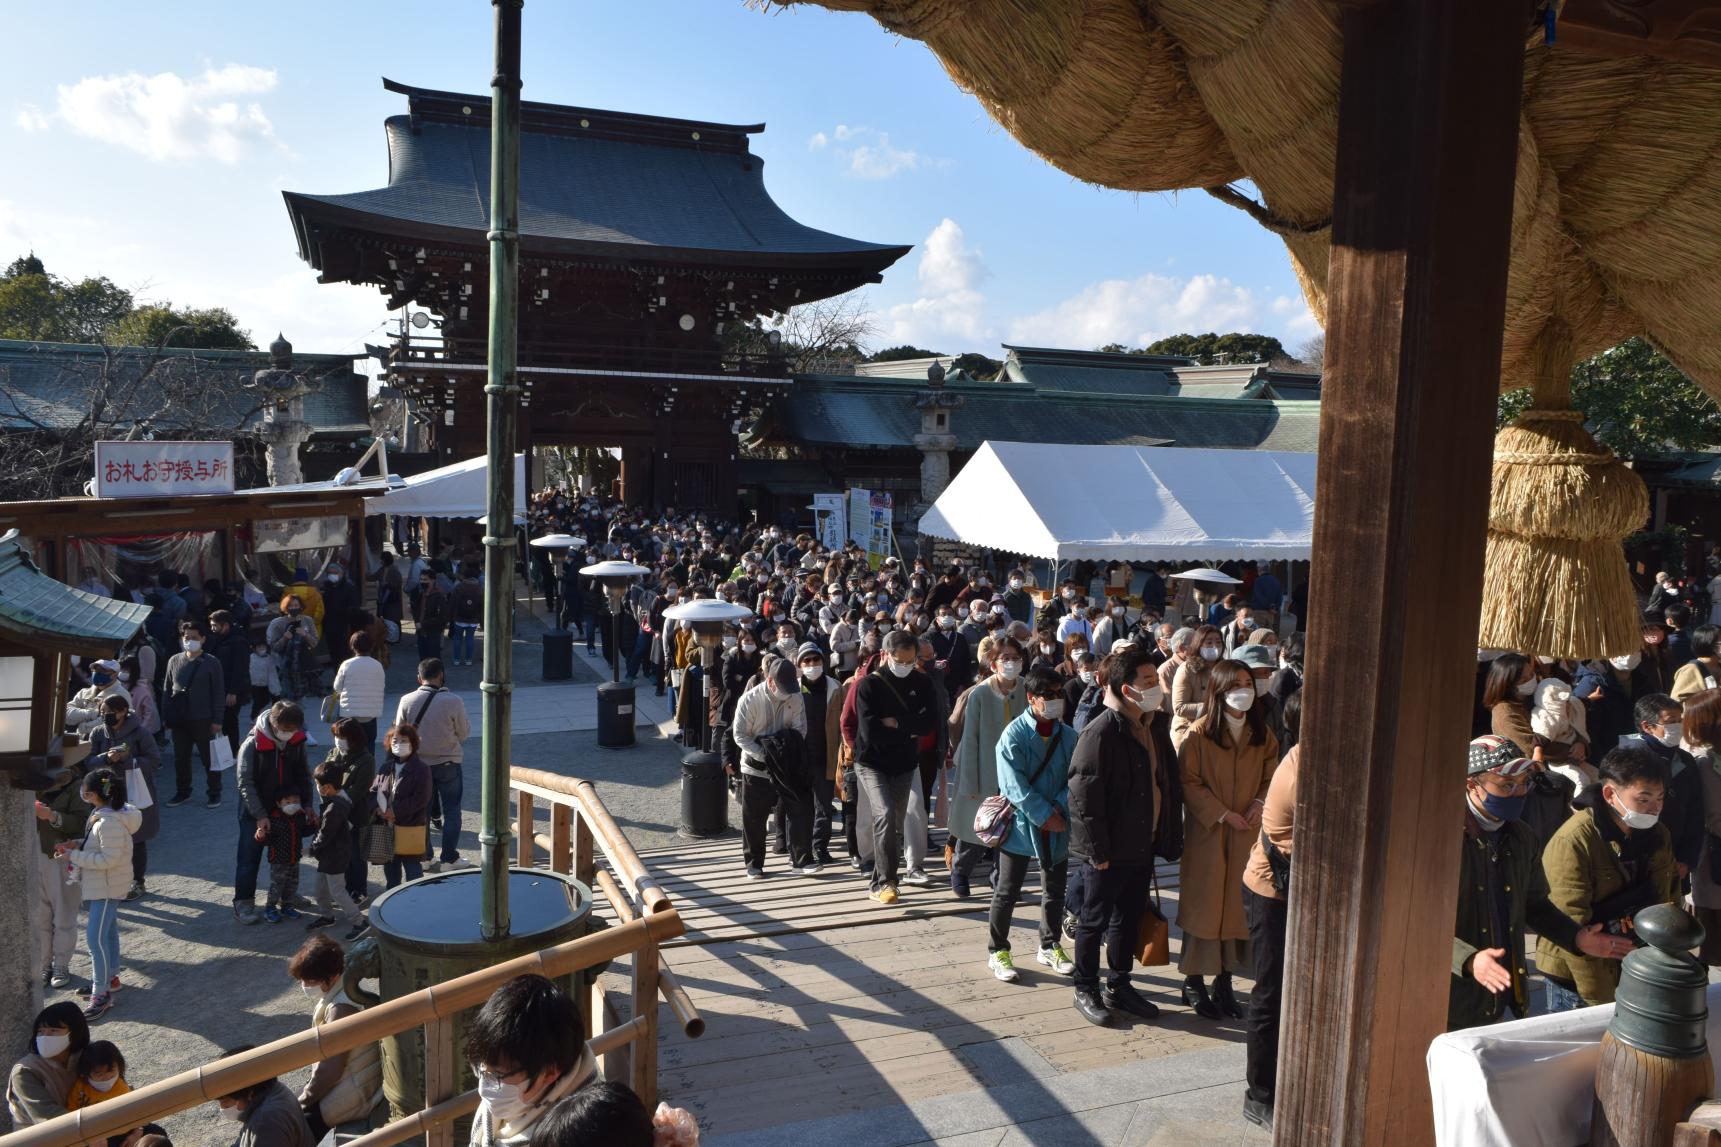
xmin=125 ymin=762 xmax=154 ymax=810
xmin=321 ymin=691 xmax=340 ymax=725
xmin=394 ymin=823 xmax=428 ymax=858
xmin=210 ymin=736 xmax=236 ymax=773
xmin=366 ymin=821 xmax=396 ymax=863
xmin=1136 ymin=874 xmax=1172 ymax=966
xmin=973 ymin=728 xmax=1063 ymax=848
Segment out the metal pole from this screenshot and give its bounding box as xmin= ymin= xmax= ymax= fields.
xmin=479 ymin=0 xmax=523 ymax=943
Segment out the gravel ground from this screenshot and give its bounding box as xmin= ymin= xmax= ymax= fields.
xmin=36 ymin=601 xmax=692 ymax=1147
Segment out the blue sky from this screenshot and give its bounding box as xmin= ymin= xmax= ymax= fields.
xmin=1 ymin=1 xmax=1319 ymax=371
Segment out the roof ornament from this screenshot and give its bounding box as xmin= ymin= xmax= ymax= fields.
xmin=927 ymin=360 xmax=946 ymax=388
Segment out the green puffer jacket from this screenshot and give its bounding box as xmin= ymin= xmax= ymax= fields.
xmin=1536 ymin=802 xmax=1678 ymax=1005
xmin=1449 ymin=811 xmax=1581 ymax=1031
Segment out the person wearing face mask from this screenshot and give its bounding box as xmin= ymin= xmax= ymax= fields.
xmin=233 ymin=702 xmax=311 ymax=923
xmin=948 ymin=639 xmax=1029 ymax=898
xmin=7 ymin=1002 xmax=91 ymax=1125
xmin=957 ymin=599 xmax=991 ymax=649
xmin=1003 ymin=573 xmax=1036 ymax=625
xmin=984 ymin=667 xmax=1078 ymax=983
xmin=372 ymin=723 xmax=433 ymax=889
xmin=1054 ymin=599 xmax=1094 ymax=647
xmin=1449 ymin=736 xmax=1628 ymax=1032
xmin=712 ymin=630 xmax=763 ymax=779
xmin=732 ymin=658 xmax=814 ymax=878
xmin=1633 ymin=617 xmax=1679 ymax=699
xmin=1616 ymin=692 xmax=1705 ymax=879
xmin=1672 ymin=624 xmax=1721 ymax=702
xmin=324 ymin=717 xmax=378 ymax=907
xmin=212 ymin=1046 xmax=313 ymax=1147
xmin=1157 ymin=627 xmax=1195 ymax=719
xmin=1681 ymin=691 xmax=1721 ymax=965
xmin=1572 ymin=650 xmax=1637 ymax=757
xmin=1538 ymin=746 xmax=1680 ymax=1010
xmin=1482 ymin=652 xmax=1551 ymax=762
xmin=1171 ymin=625 xmax=1224 ymax=750
xmin=853 ymin=631 xmax=939 ymax=904
xmin=54 ymin=767 xmax=139 ymax=1018
xmin=87 ymin=694 xmax=159 ymax=903
xmin=1235 ymin=645 xmax=1288 ymax=756
xmin=65 ymin=658 xmax=131 ymax=740
xmin=1063 ymin=651 xmax=1098 ymax=726
xmin=794 ymin=644 xmax=842 ymax=866
xmin=1176 ymin=660 xmax=1278 ymax=1022
xmin=468 ymin=975 xmax=597 ymax=1146
xmin=1091 ymin=600 xmax=1128 ymax=658
xmin=32 ymin=749 xmax=92 ymax=992
xmin=1067 ymin=645 xmax=1180 ymax=1027
xmin=288 ymin=935 xmax=383 ymax=1138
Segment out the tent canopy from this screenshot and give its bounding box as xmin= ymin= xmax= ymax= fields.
xmin=364 ymin=454 xmax=525 ymax=520
xmin=918 ymin=441 xmax=1317 ymax=562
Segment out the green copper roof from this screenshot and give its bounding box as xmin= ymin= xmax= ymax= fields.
xmin=0 ymin=530 xmax=151 ymax=655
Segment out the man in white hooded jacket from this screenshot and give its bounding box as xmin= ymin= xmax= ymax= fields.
xmin=732 ymin=657 xmax=811 ymax=879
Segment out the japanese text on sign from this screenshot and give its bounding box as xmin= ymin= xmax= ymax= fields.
xmin=94 ymin=441 xmax=236 ymax=499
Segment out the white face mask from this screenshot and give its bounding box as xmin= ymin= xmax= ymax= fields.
xmin=1609 ymin=793 xmax=1661 ymax=831
xmin=478 ymin=1072 xmax=532 ymax=1129
xmin=937 ymin=616 xmax=956 ymax=629
xmin=1254 ymin=678 xmax=1270 ymax=697
xmin=87 ymin=1075 xmax=118 ymax=1093
xmin=328 ymin=573 xmax=342 ymax=583
xmin=1009 ymin=579 xmax=1023 ymax=590
xmin=390 ymin=740 xmax=411 ymax=757
xmin=997 ymin=660 xmax=1022 ymax=680
xmin=300 ymin=982 xmax=319 ymax=998
xmin=1657 ymin=722 xmax=1684 ymax=748
xmin=218 ymin=1103 xmax=245 ymax=1122
xmin=1040 ymin=643 xmax=1055 ymax=656
xmin=722 ymin=635 xmax=737 ymax=648
xmin=35 ymin=1032 xmax=69 ymax=1058
xmin=281 ymin=802 xmax=302 ymax=816
xmin=183 ymin=639 xmax=202 ymax=653
xmin=1611 ymin=652 xmax=1642 ymax=671
xmin=741 ymin=642 xmax=757 ymax=654
xmin=888 ymin=659 xmax=913 ymax=679
xmin=1038 ymin=697 xmax=1066 ymax=720
xmin=1515 ymin=679 xmax=1536 ymax=698
xmin=1111 ymin=606 xmax=1125 ymax=616
xmin=1126 ymin=682 xmax=1163 ymax=711
xmin=1224 ymin=688 xmax=1255 ymax=712
xmin=801 ymin=664 xmax=823 ymax=681
xmin=1079 ymin=670 xmax=1096 ymax=686
xmin=119 ymin=672 xmax=134 ymax=684
xmin=1200 ymin=646 xmax=1220 ymax=662
xmin=1062 ymin=590 xmax=1075 ymax=600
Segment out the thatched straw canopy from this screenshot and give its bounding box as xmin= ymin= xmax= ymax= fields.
xmin=780 ymin=0 xmax=1721 ymax=399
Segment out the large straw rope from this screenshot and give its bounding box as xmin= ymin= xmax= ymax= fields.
xmin=1477 ymin=318 xmax=1647 ymax=660
xmin=777 ymin=0 xmax=1721 ymax=405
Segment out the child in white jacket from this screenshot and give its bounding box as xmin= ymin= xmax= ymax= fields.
xmin=1530 ymin=676 xmax=1596 ymax=791
xmin=54 ymin=766 xmax=140 ymax=1019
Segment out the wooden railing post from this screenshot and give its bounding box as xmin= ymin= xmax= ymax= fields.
xmin=422 ymin=1017 xmax=458 ymax=1147
xmin=631 ymin=943 xmax=659 ymax=1108
xmin=516 ymin=791 xmax=534 ymax=867
xmin=550 ymin=803 xmax=573 ymax=875
xmin=573 ymin=808 xmax=595 ymax=888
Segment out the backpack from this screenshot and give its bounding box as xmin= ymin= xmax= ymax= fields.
xmin=973 ymin=727 xmax=1063 ymax=848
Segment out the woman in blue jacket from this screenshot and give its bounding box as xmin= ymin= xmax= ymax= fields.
xmin=987 ymin=667 xmax=1077 ymax=983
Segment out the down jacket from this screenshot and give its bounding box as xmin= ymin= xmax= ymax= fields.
xmin=65 ymin=804 xmax=142 ymax=901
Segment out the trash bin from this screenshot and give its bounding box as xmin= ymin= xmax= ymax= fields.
xmin=596 ymin=680 xmax=635 ymax=748
xmin=680 ymin=750 xmax=728 ymax=838
xmin=542 ymin=628 xmax=573 ymax=681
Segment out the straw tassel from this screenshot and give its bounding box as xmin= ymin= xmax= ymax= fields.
xmin=1477 ymin=318 xmax=1647 ymax=659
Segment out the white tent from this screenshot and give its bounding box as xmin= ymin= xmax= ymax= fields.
xmin=363 ymin=454 xmax=526 ymax=520
xmin=918 ymin=441 xmax=1317 ymax=562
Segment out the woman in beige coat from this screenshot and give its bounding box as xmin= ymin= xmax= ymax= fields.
xmin=1178 ymin=659 xmax=1278 ymax=1021
xmin=1171 ymin=624 xmax=1224 ymax=749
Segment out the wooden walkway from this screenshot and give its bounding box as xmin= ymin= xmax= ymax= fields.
xmin=604 ymin=833 xmax=1250 ymax=1143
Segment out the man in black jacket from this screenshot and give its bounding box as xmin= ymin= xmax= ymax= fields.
xmin=1067 ymin=644 xmax=1165 ymax=1026
xmin=208 ymin=609 xmax=250 ymax=755
xmin=1618 ymin=692 xmax=1704 ymax=878
xmin=853 ymin=630 xmax=937 ymax=904
xmin=164 ymin=620 xmax=228 ymax=808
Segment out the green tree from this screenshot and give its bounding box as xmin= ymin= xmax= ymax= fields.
xmin=1495 ymin=337 xmax=1721 ymax=459
xmin=950 ymin=351 xmax=1001 ymax=380
xmin=1140 ymin=331 xmax=1285 ymax=363
xmin=109 ymin=304 xmax=253 ymax=350
xmin=0 ymin=255 xmax=133 ymax=343
xmin=865 ymin=344 xmax=945 ymax=362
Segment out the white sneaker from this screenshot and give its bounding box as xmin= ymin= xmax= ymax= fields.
xmin=443 ymin=857 xmax=475 ymax=871
xmin=1037 ymin=946 xmax=1076 ymax=976
xmin=902 ymin=868 xmax=932 ymax=887
xmin=800 ymin=862 xmax=823 ymax=876
xmin=425 ymin=860 xmax=444 ymax=874
xmin=988 ymin=951 xmax=1020 ymax=983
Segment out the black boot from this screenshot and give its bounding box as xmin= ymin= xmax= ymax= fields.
xmin=1213 ymin=974 xmax=1244 ymax=1019
xmin=1181 ymin=976 xmax=1222 ymax=1020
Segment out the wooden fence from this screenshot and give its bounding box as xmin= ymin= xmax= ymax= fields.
xmin=2 ymin=768 xmax=700 ymax=1147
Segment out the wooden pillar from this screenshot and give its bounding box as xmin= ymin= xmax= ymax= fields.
xmin=1277 ymin=3 xmax=1529 ymax=1145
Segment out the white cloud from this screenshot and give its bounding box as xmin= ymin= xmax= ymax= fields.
xmin=1271 ymin=293 xmax=1322 ymax=338
xmin=15 ymin=104 xmax=48 ymax=132
xmin=41 ymin=64 xmax=283 ymax=164
xmin=809 ymin=122 xmax=941 ymax=181
xmin=1006 ymin=273 xmax=1260 ymax=349
xmin=879 ymin=218 xmax=989 ymax=348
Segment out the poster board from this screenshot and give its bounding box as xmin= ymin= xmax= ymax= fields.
xmin=95 ymin=441 xmax=236 ymax=498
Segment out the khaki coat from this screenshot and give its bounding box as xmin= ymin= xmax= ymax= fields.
xmin=1177 ymin=722 xmax=1278 ymax=941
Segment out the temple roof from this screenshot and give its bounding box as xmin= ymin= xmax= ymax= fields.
xmin=284 ymin=80 xmax=911 ymax=276
xmin=755 ymin=374 xmax=1320 ymax=453
xmin=0 ymin=530 xmax=150 ymax=656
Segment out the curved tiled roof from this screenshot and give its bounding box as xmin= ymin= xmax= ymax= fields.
xmin=284 ymin=80 xmax=910 ymax=273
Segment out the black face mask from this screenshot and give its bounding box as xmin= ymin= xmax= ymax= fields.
xmin=103 ymin=713 xmax=122 ymax=728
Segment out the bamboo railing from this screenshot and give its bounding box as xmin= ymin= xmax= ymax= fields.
xmin=1 ymin=768 xmax=701 ymax=1147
